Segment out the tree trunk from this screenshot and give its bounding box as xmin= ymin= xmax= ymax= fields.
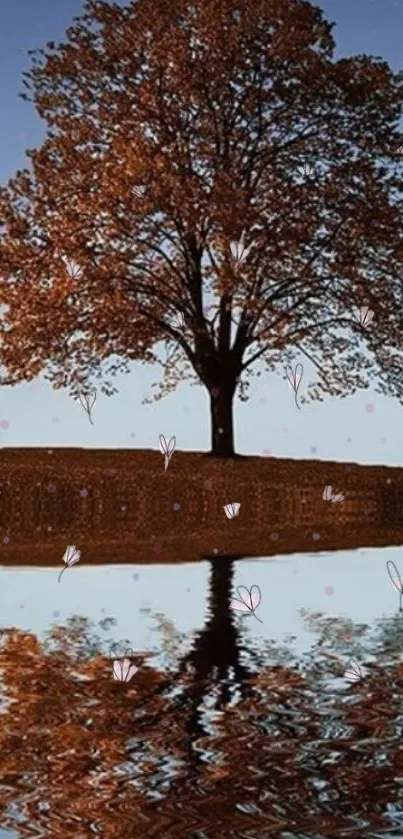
xmin=208 ymin=384 xmax=236 ymax=457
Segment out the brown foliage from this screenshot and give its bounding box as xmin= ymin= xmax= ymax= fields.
xmin=0 ymin=614 xmax=402 ymax=838
xmin=1 ymin=0 xmax=403 ymax=454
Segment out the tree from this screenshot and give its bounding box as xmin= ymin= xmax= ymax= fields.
xmin=1 ymin=0 xmax=403 ymax=456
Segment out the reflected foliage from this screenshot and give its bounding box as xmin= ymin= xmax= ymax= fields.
xmin=0 ymin=560 xmax=403 ymax=837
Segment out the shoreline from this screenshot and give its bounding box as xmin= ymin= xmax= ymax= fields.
xmin=0 ymin=447 xmax=401 ymax=564
xmin=0 ymin=445 xmax=402 ymax=476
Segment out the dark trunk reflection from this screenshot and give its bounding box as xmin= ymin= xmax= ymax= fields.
xmin=0 ymin=553 xmax=403 ymax=837
xmin=143 ymin=557 xmax=258 ymax=772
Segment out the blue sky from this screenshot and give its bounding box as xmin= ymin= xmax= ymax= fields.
xmin=0 ymin=0 xmax=402 ymax=464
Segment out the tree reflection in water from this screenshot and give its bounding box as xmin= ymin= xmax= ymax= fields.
xmin=0 ymin=557 xmax=402 ymax=838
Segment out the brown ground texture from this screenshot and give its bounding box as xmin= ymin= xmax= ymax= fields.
xmin=0 ymin=447 xmax=402 ymax=565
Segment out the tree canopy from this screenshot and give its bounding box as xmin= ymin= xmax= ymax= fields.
xmin=1 ymin=0 xmax=403 ymax=455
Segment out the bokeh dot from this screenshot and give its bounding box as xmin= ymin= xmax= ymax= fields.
xmin=312 ymin=532 xmax=320 ymax=541
xmin=80 ymin=488 xmax=88 ymax=498
xmin=53 ymin=611 xmax=60 ymax=618
xmin=270 ymin=532 xmax=279 ymax=541
xmin=365 ymin=403 xmax=374 ymax=413
xmin=3 ymin=537 xmax=9 ymax=545
xmin=325 ymin=585 xmax=334 ymax=596
xmin=310 ymin=446 xmax=317 ymax=454
xmin=173 ymin=503 xmax=181 ymax=511
xmin=132 ymin=573 xmax=139 ymax=581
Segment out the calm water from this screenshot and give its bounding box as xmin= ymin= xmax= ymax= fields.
xmin=0 ymin=547 xmax=402 ymax=838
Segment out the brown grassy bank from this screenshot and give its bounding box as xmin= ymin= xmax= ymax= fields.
xmin=0 ymin=447 xmax=402 ymax=565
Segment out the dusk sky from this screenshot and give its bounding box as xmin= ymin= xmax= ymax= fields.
xmin=0 ymin=0 xmax=402 ymax=464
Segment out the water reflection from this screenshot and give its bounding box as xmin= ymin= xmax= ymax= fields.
xmin=0 ymin=554 xmax=403 ymax=837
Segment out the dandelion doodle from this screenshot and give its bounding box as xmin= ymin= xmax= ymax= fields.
xmin=112 ymin=658 xmax=138 ymax=682
xmin=171 ymin=312 xmax=185 ymax=330
xmin=285 ymin=363 xmax=303 ymax=409
xmin=61 ymin=255 xmax=83 ymax=280
xmin=229 ymin=232 xmax=252 ymax=265
xmin=58 ymin=545 xmax=81 ymax=583
xmin=109 ymin=645 xmax=138 ymax=683
xmin=386 ymin=559 xmax=403 ymax=612
xmin=352 ymin=307 xmax=374 ymax=328
xmin=78 ymin=388 xmax=97 ymax=425
xmin=323 ymin=485 xmax=345 ymax=503
xmin=132 ymin=185 xmax=147 ymax=198
xmin=159 ymin=434 xmax=176 ymax=471
xmin=296 ymin=163 xmax=315 ymax=179
xmin=344 ymin=659 xmax=364 ymax=684
xmin=224 ymin=502 xmax=241 ymax=519
xmin=230 ymin=585 xmax=263 ymax=623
